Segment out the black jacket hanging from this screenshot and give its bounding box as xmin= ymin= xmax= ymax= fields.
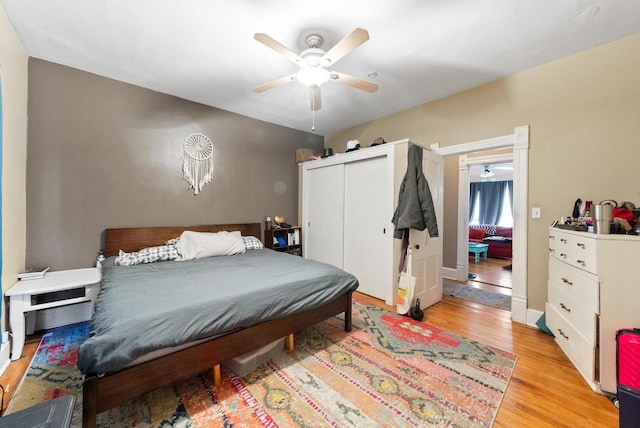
xmin=391 ymin=145 xmax=439 ymax=239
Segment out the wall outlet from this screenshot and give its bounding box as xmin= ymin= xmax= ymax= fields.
xmin=532 ymin=207 xmax=541 ymax=219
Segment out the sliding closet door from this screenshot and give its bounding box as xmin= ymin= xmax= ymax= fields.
xmin=304 ymin=164 xmax=344 ymax=268
xmin=343 ymin=156 xmax=391 ymax=300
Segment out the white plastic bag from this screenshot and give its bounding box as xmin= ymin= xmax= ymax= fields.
xmin=397 ymin=248 xmax=416 ymax=315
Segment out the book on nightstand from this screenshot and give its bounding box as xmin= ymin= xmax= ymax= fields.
xmin=18 ymin=266 xmax=50 ymax=280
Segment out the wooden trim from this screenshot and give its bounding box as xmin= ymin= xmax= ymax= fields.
xmin=104 ymin=223 xmax=262 ymax=256
xmin=82 ymin=291 xmax=352 ymax=427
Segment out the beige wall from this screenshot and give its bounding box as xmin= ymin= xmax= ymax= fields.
xmin=1 ymin=5 xmax=28 ymax=329
xmin=26 ymin=59 xmax=323 ymax=270
xmin=327 ymin=33 xmax=640 ymax=311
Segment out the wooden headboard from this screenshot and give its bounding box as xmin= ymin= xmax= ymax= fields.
xmin=104 ymin=223 xmax=262 ymax=257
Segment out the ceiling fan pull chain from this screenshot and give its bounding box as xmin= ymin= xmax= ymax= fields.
xmin=311 ymin=87 xmax=316 ymax=131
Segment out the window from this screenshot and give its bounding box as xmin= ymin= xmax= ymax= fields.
xmin=469 ymin=180 xmax=513 ymax=227
xmin=497 ymin=189 xmax=513 ymax=227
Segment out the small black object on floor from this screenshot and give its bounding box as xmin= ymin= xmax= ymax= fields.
xmin=410 ymin=298 xmax=424 ymax=321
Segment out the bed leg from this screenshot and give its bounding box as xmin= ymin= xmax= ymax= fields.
xmin=285 ymin=333 xmax=294 ymax=351
xmin=213 ymin=364 xmax=221 ymax=386
xmin=83 ymin=375 xmax=98 ymax=428
xmin=345 ymin=292 xmax=353 ymax=332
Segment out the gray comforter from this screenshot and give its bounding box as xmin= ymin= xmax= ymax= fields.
xmin=77 ymin=249 xmax=358 ymax=374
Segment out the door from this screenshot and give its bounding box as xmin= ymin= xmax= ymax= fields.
xmin=410 ymin=148 xmax=444 ymax=308
xmin=343 ymin=156 xmax=390 ymax=300
xmin=304 ymin=164 xmax=344 ymax=268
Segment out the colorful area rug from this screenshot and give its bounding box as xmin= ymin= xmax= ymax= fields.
xmin=443 ymin=281 xmax=512 ymax=311
xmin=9 ymin=301 xmax=516 ymax=427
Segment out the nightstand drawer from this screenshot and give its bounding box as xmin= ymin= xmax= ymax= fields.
xmin=548 ymin=280 xmax=597 ymax=345
xmin=546 ymin=302 xmax=596 ymax=381
xmin=548 ymin=257 xmax=599 ymax=313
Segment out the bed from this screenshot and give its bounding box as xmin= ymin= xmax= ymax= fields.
xmin=81 ymin=223 xmax=358 ymax=427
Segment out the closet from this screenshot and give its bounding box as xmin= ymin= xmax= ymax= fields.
xmin=301 ymin=139 xmax=443 ymax=307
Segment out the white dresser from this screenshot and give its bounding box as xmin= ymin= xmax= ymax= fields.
xmin=547 ymin=227 xmax=640 ymax=394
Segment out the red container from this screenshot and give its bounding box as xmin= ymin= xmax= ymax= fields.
xmin=617 ymin=329 xmax=640 ymax=428
xmin=618 ymin=329 xmax=640 ymax=390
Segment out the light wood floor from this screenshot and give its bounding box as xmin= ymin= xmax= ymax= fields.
xmin=0 ymin=334 xmax=42 ymax=415
xmin=357 ymin=292 xmax=618 ymax=428
xmin=1 ymin=293 xmax=619 ymax=426
xmin=468 ymin=255 xmax=513 ymax=291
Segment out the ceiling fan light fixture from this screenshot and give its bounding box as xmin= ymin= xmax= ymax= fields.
xmin=297 ymin=66 xmax=330 ymax=87
xmin=253 ymin=28 xmax=375 ymax=110
xmin=480 ymin=166 xmax=495 ymax=178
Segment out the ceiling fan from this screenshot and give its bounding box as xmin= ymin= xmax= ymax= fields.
xmin=480 ymin=166 xmax=495 ymax=179
xmin=253 ymin=28 xmax=378 ymax=111
xmin=479 ymin=163 xmax=513 ymax=178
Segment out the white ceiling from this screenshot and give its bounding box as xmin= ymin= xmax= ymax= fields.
xmin=469 ymin=163 xmax=513 ymax=182
xmin=2 ymin=1 xmax=640 ymax=136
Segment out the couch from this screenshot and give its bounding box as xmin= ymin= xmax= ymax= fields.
xmin=469 ymin=225 xmax=512 ymax=259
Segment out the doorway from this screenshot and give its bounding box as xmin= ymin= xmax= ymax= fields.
xmin=466 ymin=156 xmax=513 ymax=292
xmin=432 ymin=125 xmax=529 ymax=324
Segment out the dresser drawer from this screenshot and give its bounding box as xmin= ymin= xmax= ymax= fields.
xmin=549 ymin=230 xmax=597 ymax=274
xmin=548 ymin=281 xmax=597 ymax=345
xmin=548 ymin=257 xmax=599 ymax=313
xmin=546 ymin=303 xmax=597 ymax=381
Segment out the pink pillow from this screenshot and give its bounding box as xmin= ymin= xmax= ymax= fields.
xmin=469 ymin=228 xmax=486 ymax=240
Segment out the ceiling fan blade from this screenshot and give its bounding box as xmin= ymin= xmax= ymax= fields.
xmin=254 ymin=33 xmax=302 ymax=65
xmin=322 ymin=28 xmax=369 ymax=66
xmin=330 ymin=71 xmax=378 ymax=93
xmin=253 ymin=74 xmax=297 ymax=93
xmin=310 ymin=86 xmax=322 ymax=111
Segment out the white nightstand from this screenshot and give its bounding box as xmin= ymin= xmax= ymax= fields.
xmin=6 ymin=268 xmax=101 ymax=360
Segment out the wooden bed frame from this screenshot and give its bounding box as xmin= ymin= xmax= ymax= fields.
xmin=83 ymin=223 xmax=353 ymax=427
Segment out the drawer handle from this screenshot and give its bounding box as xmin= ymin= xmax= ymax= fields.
xmin=557 ymin=328 xmax=569 ymax=340
xmin=560 ymin=238 xmax=567 ymax=243
xmin=576 ymin=259 xmax=586 ymax=266
xmin=577 ymin=243 xmax=585 ymax=249
xmin=559 ymin=303 xmax=571 ymax=313
xmin=561 ymin=277 xmax=573 ymax=286
xmin=560 ymin=253 xmax=567 ymax=259
xmin=549 ymin=235 xmax=555 ymax=240
xmin=549 ymin=248 xmax=555 ymax=254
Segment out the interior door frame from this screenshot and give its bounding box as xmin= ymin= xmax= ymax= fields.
xmin=432 ymin=125 xmax=529 ymax=324
xmin=460 ymin=152 xmax=513 ymax=280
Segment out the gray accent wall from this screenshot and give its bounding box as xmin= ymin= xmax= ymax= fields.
xmin=26 ymin=59 xmax=323 ymax=270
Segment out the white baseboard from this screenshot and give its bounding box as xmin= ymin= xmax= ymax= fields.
xmin=527 ymin=307 xmax=545 ymax=328
xmin=442 ymin=266 xmax=457 ymax=280
xmin=0 ymin=340 xmax=10 ymax=377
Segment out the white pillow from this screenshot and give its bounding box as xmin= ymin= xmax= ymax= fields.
xmin=176 ymin=230 xmax=246 ymax=260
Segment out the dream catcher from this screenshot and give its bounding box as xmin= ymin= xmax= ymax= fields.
xmin=183 ymin=133 xmax=214 ymax=195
